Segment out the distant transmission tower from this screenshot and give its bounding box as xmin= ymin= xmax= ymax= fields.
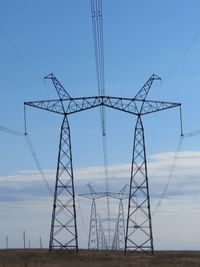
xmin=97 ymin=214 xmax=108 ymax=250
xmin=80 ymin=185 xmax=99 ymax=250
xmin=80 ymin=184 xmax=127 ymax=251
xmin=112 ymin=185 xmax=128 ymax=250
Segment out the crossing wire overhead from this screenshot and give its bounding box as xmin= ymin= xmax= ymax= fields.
xmin=0 ymin=24 xmax=42 ymax=81
xmin=0 ymin=124 xmax=53 ymax=197
xmin=152 ymin=128 xmax=200 ymax=215
xmin=91 ymin=0 xmax=111 ymax=247
xmin=0 ymin=125 xmax=24 ymax=136
xmin=152 ymin=135 xmax=183 ymax=214
xmin=24 ymin=133 xmax=53 ymax=197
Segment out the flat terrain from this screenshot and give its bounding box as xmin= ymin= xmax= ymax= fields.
xmin=0 ymin=249 xmax=200 ymax=267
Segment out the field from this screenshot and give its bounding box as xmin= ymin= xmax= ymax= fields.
xmin=0 ymin=250 xmax=200 ymax=267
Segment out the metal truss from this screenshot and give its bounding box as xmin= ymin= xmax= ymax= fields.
xmin=49 ymin=115 xmax=78 ymax=252
xmin=25 ymin=73 xmax=181 ymax=253
xmin=25 ymin=74 xmax=179 ymax=117
xmin=80 ymin=185 xmax=99 ymax=250
xmin=112 ymin=185 xmax=127 ymax=250
xmin=80 ymin=184 xmax=128 ymax=250
xmin=112 ymin=199 xmax=125 ymax=250
xmin=25 ymin=96 xmax=180 ymax=117
xmin=125 ymin=116 xmax=153 ymax=254
xmin=97 ymin=214 xmax=108 ymax=250
xmin=88 ymin=199 xmax=99 ymax=249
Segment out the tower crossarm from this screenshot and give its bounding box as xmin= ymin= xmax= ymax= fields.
xmin=44 ymin=73 xmax=82 ymax=112
xmin=134 ymin=74 xmax=161 ymax=101
xmin=87 ymin=184 xmax=96 ymax=195
xmin=44 ymin=73 xmax=72 ymax=100
xmin=119 ymin=184 xmax=128 ymax=195
xmin=25 ymin=96 xmax=180 ymax=116
xmin=106 ymin=192 xmax=129 ymax=200
xmin=79 ymin=191 xmax=129 ymax=200
xmin=24 ymin=99 xmax=65 ymax=115
xmin=140 ymin=99 xmax=181 ymax=116
xmin=79 ymin=192 xmax=108 ymax=200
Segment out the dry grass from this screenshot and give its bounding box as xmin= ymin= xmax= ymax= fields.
xmin=0 ymin=249 xmax=200 ymax=267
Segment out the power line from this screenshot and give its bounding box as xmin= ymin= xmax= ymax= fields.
xmin=0 ymin=123 xmax=53 ymax=197
xmin=77 ymin=196 xmax=89 ymax=236
xmin=0 ymin=24 xmax=42 ymax=81
xmin=165 ymin=29 xmax=200 ymax=80
xmin=91 ymin=0 xmax=105 ymax=97
xmin=24 ymin=133 xmax=53 ymax=197
xmin=152 ymin=128 xmax=200 ymax=215
xmin=183 ymin=130 xmax=200 ymax=138
xmin=0 ymin=124 xmax=25 ymax=136
xmin=152 ymin=135 xmax=183 ymax=215
xmin=91 ymin=0 xmax=111 ymax=247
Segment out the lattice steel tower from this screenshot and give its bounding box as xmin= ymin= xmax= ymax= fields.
xmin=80 ymin=184 xmax=128 ymax=250
xmin=25 ymin=73 xmax=181 ymax=252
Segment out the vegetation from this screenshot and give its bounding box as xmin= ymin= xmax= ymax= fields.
xmin=0 ymin=250 xmax=200 ymax=267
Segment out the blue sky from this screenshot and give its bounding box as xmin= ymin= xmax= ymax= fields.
xmin=1 ymin=0 xmax=200 ymax=249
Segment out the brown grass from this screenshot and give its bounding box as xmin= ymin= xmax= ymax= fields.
xmin=0 ymin=249 xmax=200 ymax=267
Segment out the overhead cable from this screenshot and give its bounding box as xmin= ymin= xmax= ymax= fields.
xmin=166 ymin=29 xmax=200 ymax=79
xmin=77 ymin=196 xmax=89 ymax=236
xmin=152 ymin=126 xmax=200 ymax=215
xmin=0 ymin=122 xmax=53 ymax=197
xmin=183 ymin=130 xmax=200 ymax=138
xmin=152 ymin=135 xmax=183 ymax=215
xmin=91 ymin=0 xmax=111 ymax=247
xmin=24 ymin=133 xmax=53 ymax=197
xmin=0 ymin=24 xmax=42 ymax=81
xmin=0 ymin=125 xmax=25 ymax=136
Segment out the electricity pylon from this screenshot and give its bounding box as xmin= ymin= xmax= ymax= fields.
xmin=25 ymin=73 xmax=181 ymax=252
xmin=97 ymin=214 xmax=108 ymax=250
xmin=125 ymin=74 xmax=170 ymax=254
xmin=25 ymin=74 xmax=78 ymax=252
xmin=80 ymin=184 xmax=128 ymax=250
xmin=112 ymin=185 xmax=128 ymax=250
xmin=80 ymin=185 xmax=99 ymax=249
xmin=79 ymin=184 xmax=127 ymax=250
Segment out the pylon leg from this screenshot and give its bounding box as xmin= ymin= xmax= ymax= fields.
xmin=117 ymin=200 xmax=125 ymax=250
xmin=88 ymin=199 xmax=99 ymax=250
xmin=112 ymin=199 xmax=125 ymax=250
xmin=125 ymin=116 xmax=153 ymax=254
xmin=98 ymin=218 xmax=108 ymax=250
xmin=49 ymin=115 xmax=78 ymax=252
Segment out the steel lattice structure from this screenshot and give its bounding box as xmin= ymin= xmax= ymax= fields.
xmin=125 ymin=116 xmax=153 ymax=253
xmin=97 ymin=214 xmax=108 ymax=250
xmin=112 ymin=185 xmax=128 ymax=250
xmin=80 ymin=185 xmax=99 ymax=250
xmin=49 ymin=115 xmax=78 ymax=251
xmin=80 ymin=184 xmax=128 ymax=250
xmin=24 ymin=73 xmax=181 ymax=253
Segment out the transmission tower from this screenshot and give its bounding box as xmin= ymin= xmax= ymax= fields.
xmin=80 ymin=184 xmax=128 ymax=251
xmin=26 ymin=74 xmax=78 ymax=252
xmin=97 ymin=214 xmax=108 ymax=250
xmin=124 ymin=74 xmax=172 ymax=254
xmin=25 ymin=73 xmax=181 ymax=252
xmin=112 ymin=185 xmax=128 ymax=250
xmin=80 ymin=185 xmax=99 ymax=250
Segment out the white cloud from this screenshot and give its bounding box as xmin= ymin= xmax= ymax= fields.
xmin=1 ymin=150 xmax=200 ymax=249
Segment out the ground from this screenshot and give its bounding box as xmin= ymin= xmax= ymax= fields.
xmin=0 ymin=250 xmax=200 ymax=267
